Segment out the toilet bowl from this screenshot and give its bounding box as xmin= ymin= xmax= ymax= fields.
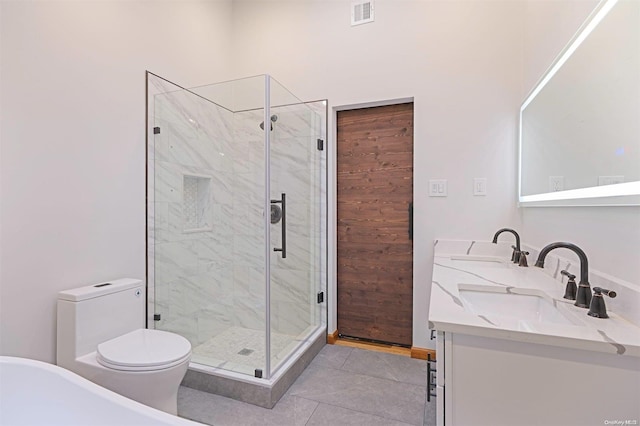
xmin=73 ymin=329 xmax=191 ymax=414
xmin=57 ymin=278 xmax=191 ymax=415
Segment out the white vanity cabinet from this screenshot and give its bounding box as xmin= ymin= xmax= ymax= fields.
xmin=434 ymin=330 xmax=640 ymax=426
xmin=429 ymin=241 xmax=640 ymax=426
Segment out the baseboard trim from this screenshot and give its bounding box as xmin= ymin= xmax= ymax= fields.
xmin=327 ymin=329 xmax=339 ymax=344
xmin=411 ymin=346 xmax=436 ymax=360
xmin=335 ymin=338 xmax=411 ymax=356
xmin=328 ymin=333 xmax=435 ymax=360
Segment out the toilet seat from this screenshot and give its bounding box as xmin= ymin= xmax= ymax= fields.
xmin=97 ymin=329 xmax=191 ymax=372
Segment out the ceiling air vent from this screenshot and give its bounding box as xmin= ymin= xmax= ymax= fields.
xmin=351 ymin=1 xmax=374 ymax=26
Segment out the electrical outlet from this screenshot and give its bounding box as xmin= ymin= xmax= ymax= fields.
xmin=549 ymin=176 xmax=564 ymax=192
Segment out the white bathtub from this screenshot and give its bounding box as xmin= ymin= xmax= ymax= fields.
xmin=0 ymin=357 xmax=203 ymax=425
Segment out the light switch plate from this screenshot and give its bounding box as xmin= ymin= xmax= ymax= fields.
xmin=473 ymin=178 xmax=487 ymax=196
xmin=429 ymin=179 xmax=447 ymax=197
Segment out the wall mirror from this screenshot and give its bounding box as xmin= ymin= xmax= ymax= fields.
xmin=519 ymin=0 xmax=640 ymax=206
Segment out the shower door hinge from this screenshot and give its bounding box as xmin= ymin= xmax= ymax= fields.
xmin=317 ymin=291 xmax=324 ymax=304
xmin=254 ymin=369 xmax=263 ymax=378
xmin=317 ymin=138 xmax=324 ymax=151
xmin=153 ymin=127 xmax=161 ymax=134
xmin=153 ymin=314 xmax=161 ymax=321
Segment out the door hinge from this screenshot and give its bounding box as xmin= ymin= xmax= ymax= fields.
xmin=317 ymin=291 xmax=324 ymax=304
xmin=317 ymin=138 xmax=324 ymax=151
xmin=154 ymin=314 xmax=161 ymax=321
xmin=153 ymin=127 xmax=161 ymax=134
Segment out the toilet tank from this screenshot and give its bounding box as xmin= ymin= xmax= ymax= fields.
xmin=57 ymin=278 xmax=145 ymax=366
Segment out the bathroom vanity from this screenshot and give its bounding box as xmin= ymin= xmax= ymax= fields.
xmin=428 ymin=240 xmax=640 ymax=426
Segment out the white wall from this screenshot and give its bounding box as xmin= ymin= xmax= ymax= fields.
xmin=230 ymin=0 xmax=524 ymax=349
xmin=4 ymin=0 xmax=635 ymax=363
xmin=520 ymin=0 xmax=640 ymax=285
xmin=0 ymin=0 xmax=233 ymax=362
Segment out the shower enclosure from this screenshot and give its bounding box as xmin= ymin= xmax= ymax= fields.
xmin=146 ymin=73 xmax=327 ymax=390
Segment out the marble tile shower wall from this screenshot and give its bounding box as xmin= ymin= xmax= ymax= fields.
xmin=151 ymin=90 xmax=323 ymax=352
xmin=230 ymin=110 xmax=266 ymax=334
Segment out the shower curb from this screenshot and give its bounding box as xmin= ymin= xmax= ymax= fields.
xmin=181 ymin=331 xmax=326 ymax=408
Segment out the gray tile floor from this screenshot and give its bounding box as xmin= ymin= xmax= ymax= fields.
xmin=178 ymin=344 xmax=436 ymax=426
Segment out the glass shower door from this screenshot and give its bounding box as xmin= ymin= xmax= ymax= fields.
xmin=147 ymin=73 xmax=267 ymax=378
xmin=268 ymin=77 xmax=326 ymax=375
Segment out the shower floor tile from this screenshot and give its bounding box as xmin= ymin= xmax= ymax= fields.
xmin=191 ymin=326 xmax=314 ymax=375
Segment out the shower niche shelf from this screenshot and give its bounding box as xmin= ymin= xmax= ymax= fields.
xmin=183 ymin=174 xmax=212 ymax=233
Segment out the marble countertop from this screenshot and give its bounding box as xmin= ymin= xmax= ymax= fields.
xmin=428 ymin=243 xmax=640 ymax=357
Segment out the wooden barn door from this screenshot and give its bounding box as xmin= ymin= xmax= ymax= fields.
xmin=336 ymin=102 xmax=414 ymax=346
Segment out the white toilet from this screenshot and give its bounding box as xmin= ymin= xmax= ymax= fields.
xmin=56 ymin=278 xmax=191 ymax=415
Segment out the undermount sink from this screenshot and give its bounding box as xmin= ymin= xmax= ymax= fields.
xmin=449 ymin=255 xmax=510 ymax=269
xmin=457 ymin=284 xmax=581 ymax=330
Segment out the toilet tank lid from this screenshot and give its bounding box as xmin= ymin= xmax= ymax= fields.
xmin=58 ymin=278 xmax=143 ymax=302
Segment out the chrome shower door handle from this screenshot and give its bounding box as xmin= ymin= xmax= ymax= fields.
xmin=271 ymin=193 xmax=286 ymax=258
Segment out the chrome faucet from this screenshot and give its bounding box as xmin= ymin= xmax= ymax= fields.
xmin=535 ymin=242 xmax=591 ymax=308
xmin=492 ymin=228 xmax=521 ymax=264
